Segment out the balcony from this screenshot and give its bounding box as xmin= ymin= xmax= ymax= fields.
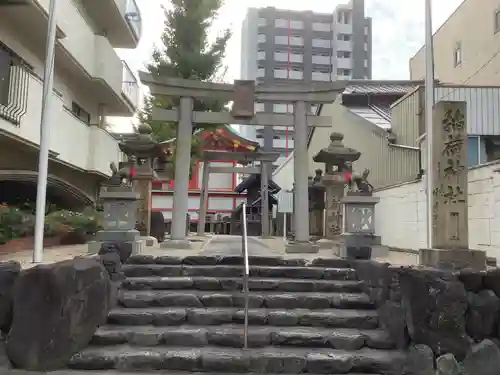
xmin=82 ymin=0 xmax=142 ymax=48
xmin=0 ymin=67 xmax=122 ymax=176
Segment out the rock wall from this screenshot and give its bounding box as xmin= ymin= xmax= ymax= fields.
xmin=0 ymin=242 xmax=127 ymax=372
xmin=355 ymin=260 xmax=500 ymax=374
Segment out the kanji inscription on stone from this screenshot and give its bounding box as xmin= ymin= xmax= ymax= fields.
xmin=431 ymin=101 xmax=468 ymax=249
xmin=231 ymin=80 xmax=255 ymax=118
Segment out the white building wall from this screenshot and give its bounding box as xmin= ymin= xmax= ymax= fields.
xmin=374 ymin=161 xmax=500 ymax=261
xmin=0 ymin=0 xmax=139 ymax=176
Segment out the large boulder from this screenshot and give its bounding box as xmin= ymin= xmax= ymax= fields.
xmin=0 ymin=262 xmax=21 ymax=333
xmin=6 ymin=258 xmax=111 ymax=371
xmin=399 ymin=267 xmax=469 ymax=359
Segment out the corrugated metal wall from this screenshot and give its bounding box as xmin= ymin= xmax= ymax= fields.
xmin=435 ymin=86 xmax=500 ymax=135
xmin=391 ymin=86 xmax=500 ymax=146
xmin=309 ymin=101 xmax=420 ymax=189
xmin=391 ymin=89 xmax=422 ymax=148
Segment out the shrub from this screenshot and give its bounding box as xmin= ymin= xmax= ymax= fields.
xmin=0 ymin=204 xmax=35 ymax=244
xmin=44 ymin=208 xmax=102 ymax=238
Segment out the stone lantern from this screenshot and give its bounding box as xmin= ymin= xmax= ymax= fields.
xmin=312 ymin=132 xmax=361 ymax=244
xmin=118 ymin=123 xmax=170 ymax=238
xmin=88 ymin=165 xmax=143 ymax=259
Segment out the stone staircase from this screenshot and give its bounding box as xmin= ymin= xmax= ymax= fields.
xmin=68 ymin=255 xmax=407 ymax=374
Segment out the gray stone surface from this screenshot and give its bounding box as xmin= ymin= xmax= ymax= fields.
xmin=68 ymin=345 xmax=406 ymax=373
xmin=201 ymin=235 xmax=281 ymax=257
xmin=107 ymin=307 xmax=379 ymax=329
xmin=462 ymin=339 xmax=500 ymax=375
xmin=63 ymin=242 xmax=407 ymax=374
xmin=92 ymin=325 xmax=394 ymax=350
xmin=121 ymin=276 xmax=363 ymax=293
xmin=117 ymin=290 xmax=373 ymax=310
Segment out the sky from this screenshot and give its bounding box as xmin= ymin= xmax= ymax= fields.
xmin=110 ymin=0 xmax=465 ymax=130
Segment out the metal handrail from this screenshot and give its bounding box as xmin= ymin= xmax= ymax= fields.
xmin=241 ymin=202 xmax=250 ymax=349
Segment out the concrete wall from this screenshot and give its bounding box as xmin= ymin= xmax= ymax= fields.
xmin=410 ymin=0 xmax=500 ymax=85
xmin=374 ymin=160 xmax=500 ymax=260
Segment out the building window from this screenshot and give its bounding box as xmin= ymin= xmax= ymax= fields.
xmin=467 ymin=136 xmax=487 ymax=166
xmin=71 ymin=102 xmax=91 ymax=124
xmin=495 ymin=9 xmax=500 ymax=33
xmin=337 ymin=34 xmax=351 ymax=41
xmin=258 ymin=18 xmax=266 ymax=27
xmin=337 ymin=68 xmax=351 ymax=76
xmin=337 ymin=51 xmax=351 ymax=58
xmin=454 ymin=42 xmax=462 ymax=67
xmin=258 ymin=34 xmax=266 ymax=43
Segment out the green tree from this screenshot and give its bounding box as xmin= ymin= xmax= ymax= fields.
xmin=139 ymin=0 xmax=232 ymax=152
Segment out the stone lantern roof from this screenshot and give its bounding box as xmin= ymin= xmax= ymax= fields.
xmin=313 ymin=132 xmax=361 ymax=165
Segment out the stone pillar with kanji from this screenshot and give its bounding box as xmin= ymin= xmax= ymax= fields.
xmin=419 ymin=101 xmax=486 ymax=270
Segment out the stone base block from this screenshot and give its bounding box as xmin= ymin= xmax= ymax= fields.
xmin=419 ymin=248 xmax=486 ymax=270
xmin=87 ymin=240 xmax=143 ymax=257
xmin=340 ymin=245 xmax=372 ymax=260
xmin=160 ymin=239 xmax=192 ymax=249
xmin=139 ymin=236 xmax=158 ymax=247
xmin=95 ymin=229 xmax=140 ymax=242
xmin=339 ymin=233 xmax=381 ymax=260
xmin=285 ymin=241 xmax=319 ymax=254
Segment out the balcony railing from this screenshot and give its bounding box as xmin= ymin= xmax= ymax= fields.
xmin=122 ymin=60 xmax=139 ymax=109
xmin=0 ymin=44 xmax=30 ymax=126
xmin=125 ymin=0 xmax=142 ymax=40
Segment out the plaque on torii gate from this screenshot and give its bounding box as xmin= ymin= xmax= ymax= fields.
xmin=140 ymin=72 xmax=346 ymax=252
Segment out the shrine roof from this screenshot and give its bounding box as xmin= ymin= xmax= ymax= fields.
xmin=235 ymin=174 xmax=281 ymax=194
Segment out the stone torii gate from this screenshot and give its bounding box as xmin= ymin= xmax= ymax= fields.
xmin=198 ymin=150 xmax=280 ymax=237
xmin=140 ymin=72 xmax=346 ymax=252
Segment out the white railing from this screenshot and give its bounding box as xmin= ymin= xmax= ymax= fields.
xmin=241 ymin=202 xmax=250 ymax=349
xmin=122 ymin=61 xmax=139 ymax=108
xmin=125 ymin=0 xmax=142 ymax=39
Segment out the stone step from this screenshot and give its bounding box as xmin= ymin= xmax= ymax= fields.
xmin=69 ymin=345 xmax=406 ymax=373
xmin=122 ymin=276 xmax=363 ymax=293
xmin=107 ymin=307 xmax=379 ymax=329
xmin=127 ymin=255 xmax=352 ymax=269
xmin=44 ymin=372 xmax=384 ymax=375
xmin=92 ymin=324 xmax=395 ymax=350
xmin=122 ymin=264 xmax=356 ymax=280
xmin=118 ymin=290 xmax=374 ymax=310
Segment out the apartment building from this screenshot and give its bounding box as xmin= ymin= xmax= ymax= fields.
xmin=0 ymin=0 xmax=141 ymax=208
xmin=240 ymin=0 xmax=372 ymax=165
xmin=410 ymin=0 xmax=500 ymax=85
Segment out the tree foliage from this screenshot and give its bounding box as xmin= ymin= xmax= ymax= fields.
xmin=139 ymin=0 xmax=232 ymax=152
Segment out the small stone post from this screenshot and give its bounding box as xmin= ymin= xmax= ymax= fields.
xmin=420 ymin=101 xmax=486 ymax=270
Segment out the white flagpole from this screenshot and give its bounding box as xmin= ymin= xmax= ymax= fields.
xmin=424 ymin=0 xmax=435 ymax=249
xmin=33 ymin=0 xmax=58 ymax=263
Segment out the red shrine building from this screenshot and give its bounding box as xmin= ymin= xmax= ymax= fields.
xmin=151 ymin=126 xmax=259 ymax=226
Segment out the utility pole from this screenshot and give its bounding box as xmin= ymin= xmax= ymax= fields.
xmin=424 ymin=0 xmax=435 ymax=249
xmin=33 ymin=0 xmax=58 ymax=263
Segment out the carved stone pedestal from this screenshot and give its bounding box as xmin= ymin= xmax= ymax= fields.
xmin=419 ymin=248 xmax=486 ymax=270
xmin=340 ymin=193 xmax=384 ymax=260
xmin=88 ymin=186 xmax=143 ymax=259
